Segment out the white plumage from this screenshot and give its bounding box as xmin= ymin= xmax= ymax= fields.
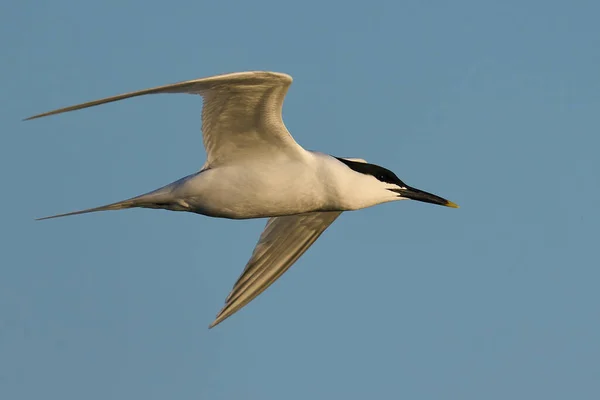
xmin=27 ymin=71 xmax=458 ymax=328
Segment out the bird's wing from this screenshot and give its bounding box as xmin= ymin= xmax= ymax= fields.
xmin=25 ymin=71 xmax=303 ymax=167
xmin=210 ymin=211 xmax=342 ymax=328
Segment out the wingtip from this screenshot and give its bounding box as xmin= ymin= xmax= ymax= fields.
xmin=24 ymin=112 xmax=54 ymax=121
xmin=208 ymin=318 xmax=221 ymax=329
xmin=34 ymin=213 xmax=72 ymax=221
xmin=35 ymin=215 xmax=57 ymax=221
xmin=208 ymin=312 xmax=227 ymax=329
xmin=24 ymin=112 xmax=51 ymax=121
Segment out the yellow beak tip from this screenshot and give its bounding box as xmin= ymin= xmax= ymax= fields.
xmin=446 ymin=201 xmax=460 ymax=209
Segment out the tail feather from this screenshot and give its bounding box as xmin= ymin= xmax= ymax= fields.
xmin=36 ymin=179 xmax=186 ymax=221
xmin=36 ymin=199 xmax=137 ymax=221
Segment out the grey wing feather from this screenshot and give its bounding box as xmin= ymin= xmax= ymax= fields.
xmin=209 ymin=211 xmax=342 ymax=328
xmin=25 ymin=71 xmax=301 ymax=167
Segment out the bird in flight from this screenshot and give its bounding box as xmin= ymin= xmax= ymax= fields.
xmin=26 ymin=71 xmax=458 ymax=328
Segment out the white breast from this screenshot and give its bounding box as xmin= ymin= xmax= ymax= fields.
xmin=176 ymin=154 xmax=329 ymax=218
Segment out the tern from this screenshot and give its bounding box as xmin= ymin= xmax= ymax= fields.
xmin=26 ymin=71 xmax=458 ymax=328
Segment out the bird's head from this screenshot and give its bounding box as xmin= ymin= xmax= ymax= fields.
xmin=335 ymin=157 xmax=459 ymax=209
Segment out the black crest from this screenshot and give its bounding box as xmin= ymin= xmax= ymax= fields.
xmin=335 ymin=157 xmax=406 ymax=187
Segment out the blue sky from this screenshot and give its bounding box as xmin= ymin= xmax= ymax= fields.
xmin=2 ymin=0 xmax=599 ymax=399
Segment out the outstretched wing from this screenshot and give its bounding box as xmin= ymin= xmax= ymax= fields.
xmin=210 ymin=211 xmax=342 ymax=328
xmin=25 ymin=71 xmax=303 ymax=167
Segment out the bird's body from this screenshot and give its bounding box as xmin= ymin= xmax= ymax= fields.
xmin=27 ymin=71 xmax=458 ymax=328
xmin=166 ymin=152 xmax=345 ymax=219
xmin=155 ymin=151 xmax=403 ymax=218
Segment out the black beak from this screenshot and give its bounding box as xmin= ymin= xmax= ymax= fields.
xmin=390 ymin=186 xmax=459 ymax=208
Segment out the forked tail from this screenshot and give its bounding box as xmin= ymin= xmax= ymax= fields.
xmin=35 ymin=183 xmax=182 ymax=221
xmin=36 ymin=198 xmax=139 ymax=221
